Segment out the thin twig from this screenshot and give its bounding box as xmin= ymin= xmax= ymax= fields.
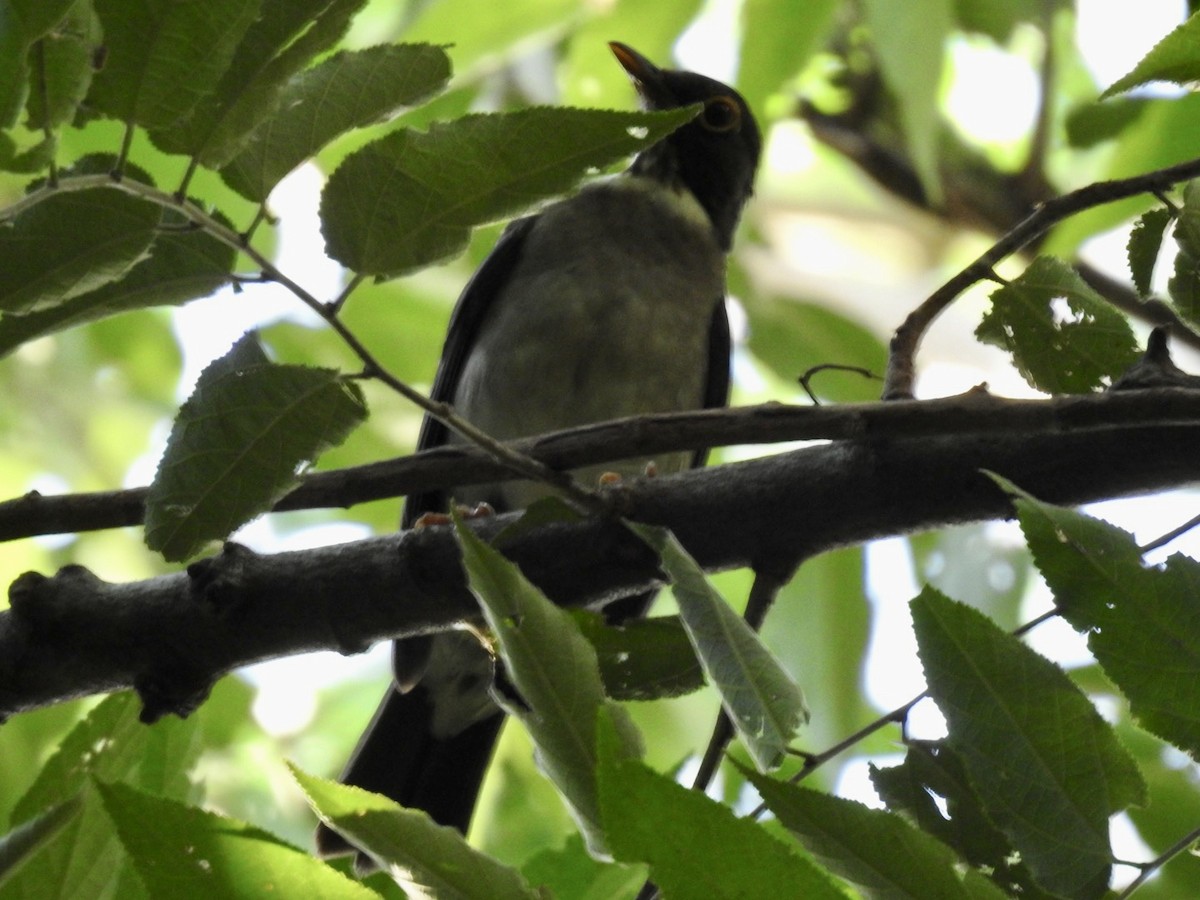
xmin=1140 ymin=510 xmax=1200 ymax=554
xmin=0 ymin=173 xmax=604 ymax=514
xmin=1117 ymin=823 xmax=1200 ymax=898
xmin=746 ymin=605 xmax=1059 ymax=820
xmin=797 ymin=364 xmax=881 ymax=405
xmin=884 ymin=154 xmax=1200 ymax=399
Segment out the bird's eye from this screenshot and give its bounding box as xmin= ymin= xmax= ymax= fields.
xmin=700 ymin=95 xmax=741 ymax=133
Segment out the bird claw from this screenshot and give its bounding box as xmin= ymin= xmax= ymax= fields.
xmin=412 ymin=502 xmax=496 ymax=530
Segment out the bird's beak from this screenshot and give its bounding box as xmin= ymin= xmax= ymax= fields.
xmin=609 ymin=41 xmax=674 ymax=110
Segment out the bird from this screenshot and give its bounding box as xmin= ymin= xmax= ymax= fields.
xmin=316 ymin=41 xmax=761 ymax=862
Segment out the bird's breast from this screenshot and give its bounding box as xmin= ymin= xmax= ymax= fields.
xmin=451 ymin=178 xmax=726 ymax=507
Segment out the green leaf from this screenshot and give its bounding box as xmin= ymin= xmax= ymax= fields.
xmin=595 ymin=715 xmax=843 ymax=899
xmin=320 ymin=104 xmax=699 ymax=278
xmin=96 ymin=780 xmax=375 ymax=900
xmin=400 ymin=0 xmax=575 ymax=77
xmin=744 ymin=766 xmax=1010 ymax=900
xmin=743 ymin=294 xmax=887 ymax=403
xmin=1128 ymin=207 xmax=1172 ymax=298
xmin=292 ymin=766 xmax=538 ymax=900
xmin=520 ymin=832 xmax=645 ymax=900
xmin=561 ymin=0 xmax=702 ymax=108
xmin=0 ymin=187 xmax=160 ymax=314
xmin=1168 ymin=181 xmax=1200 ymax=325
xmin=870 ymin=743 xmax=1059 ymax=899
xmin=0 ymin=0 xmax=79 ymax=127
xmin=144 ymin=334 xmax=368 ymax=561
xmin=630 ymin=524 xmax=808 ymax=771
xmin=0 ymin=209 xmax=236 ymax=357
xmin=1009 ymin=480 xmax=1200 ymax=760
xmin=0 ymin=798 xmax=83 ymax=891
xmin=22 ymin=0 xmax=101 ymax=131
xmin=861 ymin=0 xmax=952 ymax=204
xmin=761 ymin=547 xmax=873 ymax=763
xmin=953 ymin=0 xmax=1066 ymax=41
xmin=0 ymin=133 xmax=56 ymax=173
xmin=1102 ymin=11 xmax=1200 ymax=98
xmin=573 ymin=612 xmax=704 ymax=701
xmin=454 ymin=511 xmax=641 ymax=851
xmin=220 ymin=43 xmax=451 ymax=203
xmin=912 ymin=587 xmax=1145 ymax=899
xmin=737 ymin=0 xmax=838 ymax=114
xmin=87 ymin=0 xmax=263 ymax=131
xmin=1047 ymin=95 xmax=1200 ymax=255
xmin=150 ymin=0 xmax=368 ymax=166
xmin=975 ymin=255 xmax=1141 ymax=393
xmin=1065 ymin=98 xmax=1150 ymax=150
xmin=5 ymin=693 xmax=201 ymax=900
xmin=12 ymin=693 xmax=201 ymax=824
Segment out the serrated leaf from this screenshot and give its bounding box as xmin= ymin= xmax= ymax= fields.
xmin=1168 ymin=246 xmax=1200 ymax=324
xmin=912 ymin=587 xmax=1145 ymax=899
xmin=1128 ymin=207 xmax=1172 ymax=298
xmin=87 ymin=0 xmax=263 ymax=130
xmin=975 ymin=255 xmax=1141 ymax=393
xmin=573 ymin=612 xmax=704 ymax=701
xmin=221 ymin=43 xmax=451 ymax=202
xmin=454 ymin=511 xmax=641 ymax=852
xmin=861 ymin=0 xmax=951 ymax=203
xmin=0 ymin=0 xmax=79 ymax=127
xmin=870 ymin=743 xmax=1059 ymax=899
xmin=96 ymin=780 xmax=375 ymax=899
xmin=1168 ymin=182 xmax=1200 ymax=324
xmin=151 ymin=0 xmax=368 ymax=166
xmin=0 ymin=210 xmax=236 ymax=356
xmin=0 ymin=187 xmax=160 ymax=313
xmin=1177 ymin=182 xmax=1200 ymax=252
xmin=22 ymin=0 xmax=101 ymax=131
xmin=630 ymin=524 xmax=807 ymax=771
xmin=144 ymin=335 xmax=368 ymax=561
xmin=320 ymin=104 xmax=698 ymax=278
xmin=744 ymin=765 xmax=1010 ymax=900
xmin=6 ymin=693 xmax=201 ymax=900
xmin=292 ymin=766 xmax=537 ymax=900
xmin=1006 ymin=478 xmax=1200 ymax=760
xmin=595 ymin=714 xmax=843 ymax=899
xmin=12 ymin=693 xmax=201 ymax=824
xmin=1102 ymin=11 xmax=1200 ymax=98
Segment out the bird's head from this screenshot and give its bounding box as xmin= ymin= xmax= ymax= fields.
xmin=610 ymin=41 xmax=761 ymax=250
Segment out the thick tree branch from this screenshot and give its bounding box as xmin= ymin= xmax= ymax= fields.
xmin=6 ymin=388 xmax=1200 ymax=541
xmin=3 ymin=391 xmax=1200 ymax=721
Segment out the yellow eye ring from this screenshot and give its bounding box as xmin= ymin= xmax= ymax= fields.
xmin=700 ymin=95 xmax=741 ymax=133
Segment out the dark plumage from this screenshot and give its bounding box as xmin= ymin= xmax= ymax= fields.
xmin=317 ymin=42 xmax=761 ymax=863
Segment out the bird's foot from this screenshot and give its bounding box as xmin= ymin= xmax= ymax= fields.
xmin=412 ymin=502 xmax=496 ymax=529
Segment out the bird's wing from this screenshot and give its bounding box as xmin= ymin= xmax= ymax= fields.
xmin=401 ymin=215 xmax=538 ymax=527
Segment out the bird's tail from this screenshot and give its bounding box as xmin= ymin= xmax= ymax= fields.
xmin=314 ymin=683 xmax=504 ymax=861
